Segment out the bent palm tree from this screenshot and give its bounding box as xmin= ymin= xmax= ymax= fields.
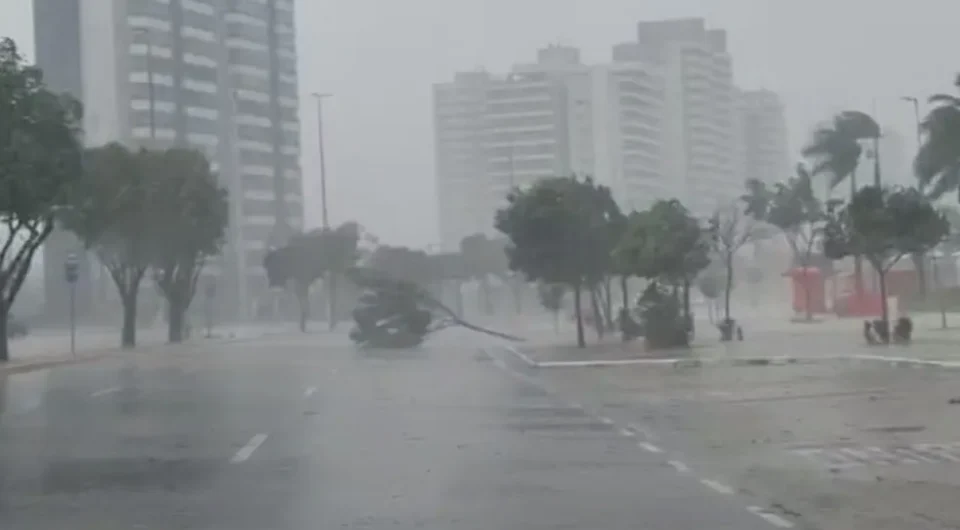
xmin=915 ymin=74 xmax=960 ymax=201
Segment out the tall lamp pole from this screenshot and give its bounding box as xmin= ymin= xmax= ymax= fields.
xmin=311 ymin=93 xmax=332 ymax=229
xmin=133 ymin=28 xmax=156 ymax=140
xmin=901 ymin=96 xmax=922 ymax=150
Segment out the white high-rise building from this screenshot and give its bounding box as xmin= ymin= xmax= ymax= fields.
xmin=739 ymin=89 xmax=791 ymax=184
xmin=624 ymin=18 xmax=740 ymax=217
xmin=34 ymin=0 xmax=302 ymax=320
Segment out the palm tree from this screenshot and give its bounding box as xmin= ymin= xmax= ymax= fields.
xmin=915 ymin=74 xmax=960 ymax=201
xmin=801 ymin=110 xmax=881 ymax=299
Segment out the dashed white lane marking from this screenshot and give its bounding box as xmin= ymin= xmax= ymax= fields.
xmin=629 ymin=423 xmax=659 ymax=441
xmin=303 ymin=387 xmax=317 ymax=398
xmin=91 ymin=387 xmax=121 ymax=397
xmin=667 ymin=460 xmax=690 ymax=473
xmin=638 ymin=441 xmax=663 ymax=453
xmin=700 ymin=479 xmax=735 ymax=495
xmin=231 ymin=433 xmax=268 ymax=463
xmin=618 ymin=427 xmax=635 ymax=437
xmin=598 ymin=416 xmax=614 ymax=425
xmin=746 ymin=506 xmax=794 ymax=528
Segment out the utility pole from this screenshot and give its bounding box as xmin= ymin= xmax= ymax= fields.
xmin=311 ymin=93 xmax=332 ymax=228
xmin=64 ymin=253 xmax=79 ymax=358
xmin=901 ymin=96 xmax=922 ymax=150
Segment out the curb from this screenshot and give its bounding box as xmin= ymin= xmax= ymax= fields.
xmin=501 ymin=345 xmax=825 ymax=369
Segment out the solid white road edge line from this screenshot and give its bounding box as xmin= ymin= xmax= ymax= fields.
xmin=667 ymin=460 xmax=690 ymax=473
xmin=638 ymin=442 xmax=663 ymax=453
xmin=303 ymin=387 xmax=317 ymax=398
xmin=231 ymin=433 xmax=268 ymax=463
xmin=700 ymin=479 xmax=734 ymax=494
xmin=504 ymin=345 xmax=539 ymax=367
xmin=746 ymin=506 xmax=794 ymax=528
xmin=91 ymin=387 xmax=121 ymax=397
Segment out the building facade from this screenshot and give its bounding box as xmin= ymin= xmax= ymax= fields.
xmin=33 ymin=0 xmax=302 ymax=321
xmin=739 ymin=89 xmax=790 ymax=185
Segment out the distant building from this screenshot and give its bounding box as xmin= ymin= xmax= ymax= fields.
xmin=739 ymin=89 xmax=790 ymax=184
xmin=33 ymin=0 xmax=303 ymax=321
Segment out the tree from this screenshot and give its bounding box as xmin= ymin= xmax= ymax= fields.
xmin=708 ymin=201 xmax=764 ymax=324
xmin=915 ymin=73 xmax=960 ymax=201
xmin=697 ymin=268 xmax=723 ymax=324
xmin=495 ymin=176 xmax=620 ymax=348
xmin=743 ymin=165 xmax=826 ymax=321
xmin=823 ymin=186 xmax=948 ymax=337
xmin=60 ymin=144 xmax=152 ymax=348
xmin=536 ymin=281 xmax=566 ymax=332
xmin=0 ymin=38 xmax=83 ymax=361
xmin=615 ymin=199 xmax=710 ymax=321
xmin=459 ymin=233 xmax=508 ymax=315
xmin=148 ymin=148 xmax=228 ymax=343
xmin=263 ymin=222 xmax=361 ymax=332
xmin=803 ymin=111 xmax=881 ymax=297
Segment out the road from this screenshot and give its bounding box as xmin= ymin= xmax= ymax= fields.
xmin=0 ymin=331 xmax=778 ymax=529
xmin=529 ymin=350 xmax=960 ymax=530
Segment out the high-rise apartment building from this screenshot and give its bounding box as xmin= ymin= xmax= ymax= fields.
xmin=739 ymin=89 xmax=790 ymax=184
xmin=620 ymin=18 xmax=740 ymax=217
xmin=33 ymin=0 xmax=302 ymax=320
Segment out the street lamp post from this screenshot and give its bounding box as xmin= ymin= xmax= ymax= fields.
xmin=133 ymin=28 xmax=156 ymax=140
xmin=311 ymin=93 xmax=332 ymax=229
xmin=64 ymin=253 xmax=79 ymax=358
xmin=901 ymin=96 xmax=922 ymax=150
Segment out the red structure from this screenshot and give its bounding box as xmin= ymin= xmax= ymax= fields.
xmin=784 ymin=267 xmax=826 ymax=314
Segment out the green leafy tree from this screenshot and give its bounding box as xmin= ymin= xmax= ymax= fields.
xmin=536 ymin=281 xmax=566 ymax=332
xmin=708 ymin=201 xmax=764 ymax=323
xmin=459 ymin=233 xmax=508 ymax=315
xmin=263 ymin=222 xmax=361 ymax=332
xmin=60 ymin=144 xmax=153 ymax=348
xmin=615 ymin=199 xmax=710 ymax=320
xmin=823 ymin=186 xmax=948 ymax=335
xmin=148 ymin=148 xmax=228 ymax=343
xmin=0 ymin=38 xmax=83 ymax=361
xmin=743 ymin=165 xmax=826 ymax=321
xmin=495 ymin=176 xmax=619 ymax=348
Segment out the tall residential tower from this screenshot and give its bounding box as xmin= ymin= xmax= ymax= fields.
xmin=33 ymin=0 xmax=302 ymax=320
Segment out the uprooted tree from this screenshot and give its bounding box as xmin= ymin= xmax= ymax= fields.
xmin=0 ymin=38 xmax=83 ymax=361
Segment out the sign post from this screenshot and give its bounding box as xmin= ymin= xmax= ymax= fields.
xmin=64 ymin=253 xmax=79 ymax=358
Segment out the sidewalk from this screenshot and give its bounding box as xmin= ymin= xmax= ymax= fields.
xmin=1 ymin=322 xmax=299 ymax=375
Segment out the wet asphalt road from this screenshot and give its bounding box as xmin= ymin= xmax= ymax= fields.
xmin=0 ymin=332 xmax=775 ymax=530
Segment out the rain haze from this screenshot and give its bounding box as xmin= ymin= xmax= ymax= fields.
xmin=2 ymin=0 xmax=957 ymax=245
xmin=8 ymin=2 xmax=960 ymax=530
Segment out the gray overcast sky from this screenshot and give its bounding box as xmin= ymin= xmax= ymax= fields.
xmin=2 ymin=1 xmax=958 ymax=246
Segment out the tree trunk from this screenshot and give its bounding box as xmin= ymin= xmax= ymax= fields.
xmin=603 ymin=278 xmax=614 ymax=328
xmin=120 ymin=288 xmax=138 ymax=349
xmin=878 ymin=267 xmax=890 ymax=344
xmin=0 ymin=304 xmax=8 ymax=362
xmin=724 ymin=257 xmax=734 ymax=321
xmin=911 ymin=252 xmax=927 ymax=299
xmin=167 ymin=297 xmax=186 ymax=343
xmin=573 ymin=284 xmax=585 ymax=348
xmin=327 ymin=272 xmax=338 ymax=331
xmin=682 ymin=278 xmax=691 ymax=320
xmin=296 ymin=281 xmax=310 ymax=333
xmin=620 ymin=275 xmax=629 ymax=310
xmin=590 ymin=287 xmax=604 ymax=340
